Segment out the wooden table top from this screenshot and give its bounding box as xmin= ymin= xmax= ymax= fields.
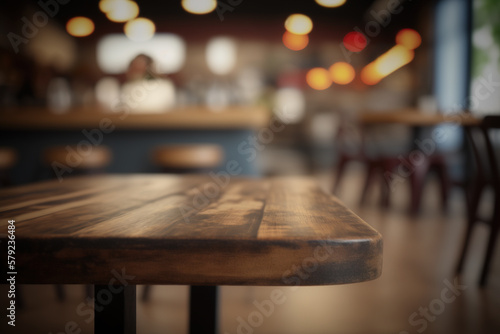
xmin=0 ymin=105 xmax=269 ymax=130
xmin=358 ymin=108 xmax=481 ymax=126
xmin=0 ymin=175 xmax=382 ymax=286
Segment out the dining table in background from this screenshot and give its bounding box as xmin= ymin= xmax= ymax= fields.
xmin=0 ymin=174 xmax=383 ymax=334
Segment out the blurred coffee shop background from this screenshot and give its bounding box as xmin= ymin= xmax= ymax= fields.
xmin=1 ymin=0 xmax=500 ymax=333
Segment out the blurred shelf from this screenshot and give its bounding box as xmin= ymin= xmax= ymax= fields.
xmin=0 ymin=106 xmax=270 ymax=130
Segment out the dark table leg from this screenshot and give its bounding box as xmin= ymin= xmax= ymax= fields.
xmin=94 ymin=284 xmax=136 ymax=334
xmin=189 ymin=286 xmax=218 ymax=334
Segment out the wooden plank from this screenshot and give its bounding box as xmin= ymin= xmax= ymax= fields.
xmin=0 ymin=106 xmax=269 ymax=130
xmin=0 ymin=175 xmax=382 ymax=286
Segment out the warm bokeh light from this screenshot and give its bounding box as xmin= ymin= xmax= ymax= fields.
xmin=182 ymin=0 xmax=217 ymax=14
xmin=124 ymin=17 xmax=155 ymax=42
xmin=343 ymin=31 xmax=367 ymax=52
xmin=282 ymin=31 xmax=309 ymax=51
xmin=99 ymin=0 xmax=120 ymax=13
xmin=315 ymin=0 xmax=347 ymax=8
xmin=284 ymin=14 xmax=313 ymax=35
xmin=66 ymin=17 xmax=95 ymax=37
xmin=274 ymin=88 xmax=306 ymax=124
xmin=106 ymin=0 xmax=139 ymax=22
xmin=306 ymin=68 xmax=332 ymax=90
xmin=329 ymin=62 xmax=355 ymax=85
xmin=396 ymin=28 xmax=421 ymax=50
xmin=206 ymin=37 xmax=237 ymax=75
xmin=361 ymin=45 xmax=414 ymax=85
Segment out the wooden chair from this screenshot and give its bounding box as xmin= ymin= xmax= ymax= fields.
xmin=42 ymin=145 xmax=112 ymax=300
xmin=43 ymin=145 xmax=112 ymax=177
xmin=0 ymin=147 xmax=17 ymax=187
xmin=456 ymin=115 xmax=500 ymax=286
xmin=335 ymin=119 xmax=452 ymax=214
xmin=332 ymin=119 xmax=381 ymax=205
xmin=380 ymin=153 xmax=451 ymax=214
xmin=143 ymin=144 xmax=225 ymax=302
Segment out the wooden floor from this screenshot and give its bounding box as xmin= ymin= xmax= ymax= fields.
xmin=1 ymin=167 xmax=499 ymax=334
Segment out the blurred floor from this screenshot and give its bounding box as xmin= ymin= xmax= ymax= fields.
xmin=1 ymin=165 xmax=499 ymax=334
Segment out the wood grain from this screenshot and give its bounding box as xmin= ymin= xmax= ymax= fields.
xmin=0 ymin=106 xmax=269 ymax=130
xmin=0 ymin=175 xmax=382 ymax=286
xmin=359 ymin=108 xmax=481 ymax=126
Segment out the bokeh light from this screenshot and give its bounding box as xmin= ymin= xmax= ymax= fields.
xmin=99 ymin=0 xmax=120 ymax=13
xmin=343 ymin=31 xmax=367 ymax=52
xmin=284 ymin=14 xmax=313 ymax=35
xmin=66 ymin=17 xmax=94 ymax=37
xmin=395 ymin=28 xmax=421 ymax=50
xmin=329 ymin=62 xmax=355 ymax=85
xmin=105 ymin=0 xmax=139 ymax=22
xmin=124 ymin=18 xmax=155 ymax=42
xmin=315 ymin=0 xmax=347 ymax=8
xmin=282 ymin=31 xmax=309 ymax=51
xmin=361 ymin=45 xmax=414 ymax=85
xmin=182 ymin=0 xmax=217 ymax=14
xmin=306 ymin=68 xmax=332 ymax=90
xmin=206 ymin=37 xmax=237 ymax=75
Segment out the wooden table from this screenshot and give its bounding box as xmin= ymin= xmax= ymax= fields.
xmin=358 ymin=108 xmax=481 ymax=126
xmin=0 ymin=175 xmax=383 ymax=334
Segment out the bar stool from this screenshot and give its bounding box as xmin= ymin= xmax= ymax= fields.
xmin=42 ymin=145 xmax=112 ymax=179
xmin=151 ymin=144 xmax=224 ymax=173
xmin=0 ymin=147 xmax=17 ymax=187
xmin=143 ymin=144 xmax=225 ymax=302
xmin=42 ymin=145 xmax=112 ymax=301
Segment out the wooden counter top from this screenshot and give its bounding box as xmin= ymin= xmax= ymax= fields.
xmin=0 ymin=105 xmax=270 ymax=130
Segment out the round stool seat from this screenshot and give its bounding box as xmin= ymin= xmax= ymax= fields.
xmin=0 ymin=148 xmax=17 ymax=170
xmin=43 ymin=146 xmax=112 ymax=169
xmin=152 ymin=144 xmax=224 ymax=169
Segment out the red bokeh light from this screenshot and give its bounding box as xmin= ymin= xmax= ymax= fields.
xmin=343 ymin=31 xmax=367 ymax=52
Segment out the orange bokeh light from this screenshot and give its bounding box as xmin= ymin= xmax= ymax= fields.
xmin=66 ymin=17 xmax=94 ymax=37
xmin=306 ymin=68 xmax=332 ymax=90
xmin=361 ymin=45 xmax=414 ymax=85
xmin=282 ymin=31 xmax=309 ymax=51
xmin=329 ymin=62 xmax=355 ymax=85
xmin=395 ymin=29 xmax=421 ymax=50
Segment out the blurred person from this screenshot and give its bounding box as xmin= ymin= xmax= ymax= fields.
xmin=121 ymin=53 xmax=176 ymax=113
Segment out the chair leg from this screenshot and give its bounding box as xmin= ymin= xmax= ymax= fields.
xmin=333 ymin=155 xmax=348 ymax=194
xmin=456 ymin=182 xmax=483 ymax=275
xmin=479 ymin=209 xmax=500 ymax=287
xmin=55 ymin=284 xmax=65 ymax=301
xmin=436 ymin=163 xmax=451 ymax=212
xmin=141 ymin=285 xmax=151 ymax=302
xmin=85 ymin=284 xmax=93 ymax=299
xmin=380 ymin=158 xmax=401 ymax=208
xmin=360 ymin=160 xmax=379 ymax=205
xmin=409 ymin=158 xmax=430 ymax=214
